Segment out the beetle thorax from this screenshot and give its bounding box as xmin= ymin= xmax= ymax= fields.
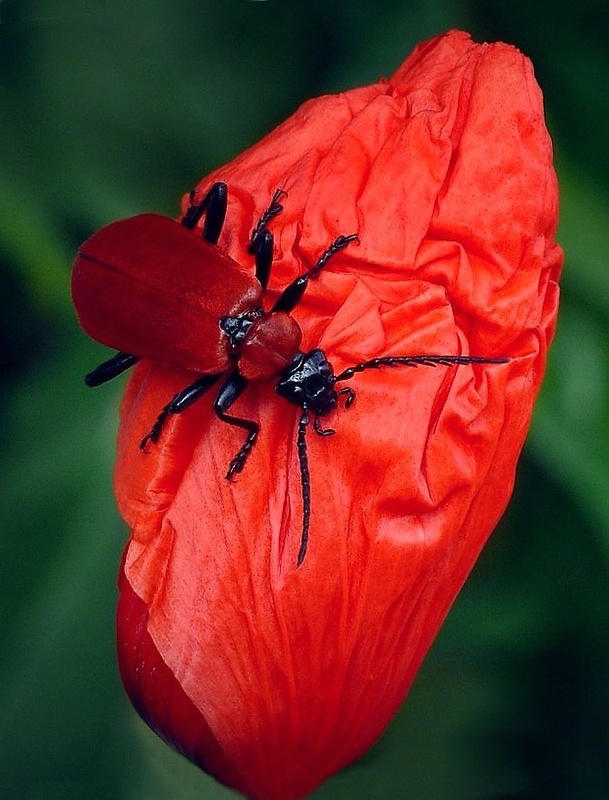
xmin=275 ymin=349 xmax=338 ymax=416
xmin=220 ymin=308 xmax=264 ymax=349
xmin=221 ymin=310 xmax=302 ymax=382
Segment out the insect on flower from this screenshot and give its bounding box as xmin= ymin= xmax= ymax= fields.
xmin=72 ymin=182 xmax=508 ymax=565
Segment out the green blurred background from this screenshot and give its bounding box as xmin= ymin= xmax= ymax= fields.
xmin=1 ymin=1 xmax=608 ymax=798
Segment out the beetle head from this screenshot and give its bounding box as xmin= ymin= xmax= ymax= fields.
xmin=276 ymin=349 xmax=338 ymax=416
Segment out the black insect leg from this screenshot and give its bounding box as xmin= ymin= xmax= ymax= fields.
xmin=249 ymin=189 xmax=285 ymax=252
xmin=182 ymin=182 xmax=228 ymax=244
xmin=312 ymin=415 xmax=335 ymax=436
xmin=248 ymin=189 xmax=285 ymax=290
xmin=140 ymin=372 xmax=222 ymax=450
xmin=250 ymin=230 xmax=274 ymax=291
xmin=337 ymin=386 xmax=356 ymax=407
xmin=85 ymin=351 xmax=140 ymax=387
xmin=271 ymin=233 xmax=359 ymax=314
xmin=213 ymin=370 xmax=260 ymax=479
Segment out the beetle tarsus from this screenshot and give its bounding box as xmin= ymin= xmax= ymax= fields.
xmin=308 ymin=234 xmax=359 ymax=280
xmin=225 ymin=429 xmax=259 ymax=479
xmin=338 ymin=386 xmax=356 ymax=408
xmin=249 ymin=188 xmax=286 ymax=252
xmin=140 ymin=414 xmax=166 ymax=450
xmin=313 ymin=416 xmax=335 ymax=436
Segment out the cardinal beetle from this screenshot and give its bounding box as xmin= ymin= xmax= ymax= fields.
xmin=72 ymin=182 xmax=508 ymax=566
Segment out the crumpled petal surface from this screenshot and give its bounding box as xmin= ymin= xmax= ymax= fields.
xmin=114 ymin=30 xmax=562 ymax=800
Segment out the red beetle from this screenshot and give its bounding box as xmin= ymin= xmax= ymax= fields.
xmin=72 ymin=183 xmax=507 ymax=565
xmin=73 ymin=185 xmax=322 ymax=389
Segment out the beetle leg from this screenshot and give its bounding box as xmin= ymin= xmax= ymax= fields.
xmin=249 ymin=188 xmax=285 ymax=252
xmin=248 ymin=189 xmax=285 ymax=290
xmin=140 ymin=372 xmax=222 ymax=450
xmin=85 ymin=351 xmax=140 ymax=387
xmin=271 ymin=233 xmax=359 ymax=314
xmin=250 ymin=229 xmax=274 ymax=291
xmin=313 ymin=415 xmax=335 ymax=437
xmin=212 ymin=370 xmax=260 ymax=479
xmin=337 ymin=386 xmax=356 ymax=408
xmin=181 ymin=182 xmax=228 ymax=245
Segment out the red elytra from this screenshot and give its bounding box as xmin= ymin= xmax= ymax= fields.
xmin=71 ymin=187 xmax=303 ymax=382
xmin=72 ymin=184 xmax=369 ymax=564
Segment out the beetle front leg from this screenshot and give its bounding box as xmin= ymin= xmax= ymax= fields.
xmin=213 ymin=370 xmax=260 ymax=479
xmin=271 ymin=233 xmax=359 ymax=314
xmin=250 ymin=229 xmax=274 ymax=291
xmin=181 ymin=182 xmax=228 ymax=244
xmin=249 ymin=189 xmax=284 ymax=252
xmin=140 ymin=372 xmax=222 ymax=450
xmin=248 ymin=189 xmax=285 ymax=290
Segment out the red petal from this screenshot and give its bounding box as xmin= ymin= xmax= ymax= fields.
xmin=113 ymin=30 xmax=562 ymax=800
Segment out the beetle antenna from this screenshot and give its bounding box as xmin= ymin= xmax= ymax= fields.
xmin=296 ymin=408 xmax=312 ymax=567
xmin=334 ymin=354 xmax=509 ymax=383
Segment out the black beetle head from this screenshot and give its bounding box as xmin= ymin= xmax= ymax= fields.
xmin=276 ymin=349 xmax=337 ymax=416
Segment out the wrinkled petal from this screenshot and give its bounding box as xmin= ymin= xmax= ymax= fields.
xmin=113 ymin=30 xmax=561 ymax=800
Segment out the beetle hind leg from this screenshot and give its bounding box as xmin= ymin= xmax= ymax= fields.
xmin=211 ymin=370 xmax=260 ymax=479
xmin=85 ymin=351 xmax=140 ymax=387
xmin=249 ymin=189 xmax=285 ymax=253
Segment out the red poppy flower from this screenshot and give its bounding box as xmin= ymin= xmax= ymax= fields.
xmin=110 ymin=30 xmax=561 ymax=800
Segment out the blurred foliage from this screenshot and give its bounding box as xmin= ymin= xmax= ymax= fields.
xmin=1 ymin=1 xmax=608 ymax=798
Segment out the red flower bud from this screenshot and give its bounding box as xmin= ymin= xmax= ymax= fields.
xmin=113 ymin=30 xmax=561 ymax=800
